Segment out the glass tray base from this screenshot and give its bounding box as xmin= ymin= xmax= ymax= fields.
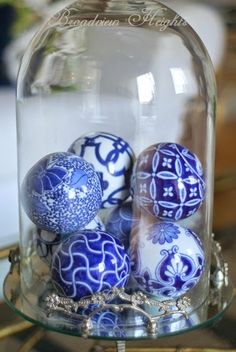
xmin=3 ymin=252 xmax=234 ymax=341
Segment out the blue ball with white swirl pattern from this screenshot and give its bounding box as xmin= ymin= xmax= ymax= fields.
xmin=131 ymin=143 xmax=206 ymax=221
xmin=21 ymin=152 xmax=102 ymax=234
xmin=68 ymin=132 xmax=135 ymax=208
xmin=51 ymin=230 xmax=130 ymax=300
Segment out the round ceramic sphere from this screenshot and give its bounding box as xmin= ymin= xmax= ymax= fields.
xmin=131 ymin=143 xmax=206 ymax=221
xmin=68 ymin=132 xmax=135 ymax=208
xmin=36 ymin=229 xmax=62 ymax=265
xmin=131 ymin=222 xmax=205 ymax=299
xmin=106 ymin=201 xmax=139 ymax=249
xmin=36 ymin=216 xmax=105 ymax=264
xmin=51 ymin=230 xmax=130 ymax=300
xmin=21 ymin=152 xmax=102 ymax=234
xmin=78 ymin=309 xmax=125 ymax=338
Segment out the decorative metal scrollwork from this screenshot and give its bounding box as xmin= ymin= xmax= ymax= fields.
xmin=8 ymin=247 xmax=20 ymax=274
xmin=8 ymin=236 xmax=230 ymax=338
xmin=45 ymin=287 xmax=191 ymax=335
xmin=210 ymin=235 xmax=229 ymax=306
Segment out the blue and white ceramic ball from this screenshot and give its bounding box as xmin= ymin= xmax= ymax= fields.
xmin=78 ymin=309 xmax=126 ymax=338
xmin=36 ymin=216 xmax=105 ymax=264
xmin=21 ymin=152 xmax=102 ymax=235
xmin=51 ymin=230 xmax=130 ymax=300
xmin=106 ymin=201 xmax=139 ymax=249
xmin=36 ymin=229 xmax=62 ymax=265
xmin=68 ymin=132 xmax=135 ymax=208
xmin=131 ymin=222 xmax=205 ymax=299
xmin=131 ymin=143 xmax=206 ymax=221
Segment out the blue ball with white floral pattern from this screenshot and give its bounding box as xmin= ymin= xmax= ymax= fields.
xmin=131 ymin=143 xmax=206 ymax=221
xmin=51 ymin=230 xmax=130 ymax=300
xmin=68 ymin=132 xmax=135 ymax=208
xmin=21 ymin=152 xmax=102 ymax=234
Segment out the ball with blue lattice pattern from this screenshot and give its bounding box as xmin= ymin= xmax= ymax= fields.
xmin=51 ymin=230 xmax=130 ymax=300
xmin=68 ymin=132 xmax=135 ymax=208
xmin=131 ymin=143 xmax=206 ymax=221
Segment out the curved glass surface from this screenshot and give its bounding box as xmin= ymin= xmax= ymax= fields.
xmin=15 ymin=0 xmax=217 ymax=337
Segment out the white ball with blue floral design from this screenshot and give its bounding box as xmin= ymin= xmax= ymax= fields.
xmin=130 ymin=222 xmax=205 ymax=299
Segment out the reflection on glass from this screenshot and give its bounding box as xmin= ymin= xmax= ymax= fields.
xmin=170 ymin=67 xmax=188 ymax=95
xmin=137 ymin=72 xmax=156 ymax=104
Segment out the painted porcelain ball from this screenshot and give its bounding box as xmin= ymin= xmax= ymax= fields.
xmin=131 ymin=143 xmax=206 ymax=221
xmin=106 ymin=201 xmax=139 ymax=249
xmin=68 ymin=132 xmax=135 ymax=208
xmin=51 ymin=230 xmax=130 ymax=300
xmin=36 ymin=216 xmax=105 ymax=264
xmin=131 ymin=222 xmax=205 ymax=299
xmin=36 ymin=229 xmax=62 ymax=265
xmin=78 ymin=309 xmax=125 ymax=338
xmin=21 ymin=152 xmax=102 ymax=235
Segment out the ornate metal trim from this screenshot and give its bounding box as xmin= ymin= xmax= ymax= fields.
xmin=116 ymin=341 xmax=126 ymax=352
xmin=8 ymin=247 xmax=20 ymax=274
xmin=7 ymin=236 xmax=230 ymax=339
xmin=210 ymin=235 xmax=229 ymax=306
xmin=45 ymin=288 xmax=190 ymax=336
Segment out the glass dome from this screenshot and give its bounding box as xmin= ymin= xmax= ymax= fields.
xmin=15 ymin=0 xmax=216 ymax=339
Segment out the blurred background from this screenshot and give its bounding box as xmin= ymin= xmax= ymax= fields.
xmin=0 ymin=0 xmax=236 ymax=351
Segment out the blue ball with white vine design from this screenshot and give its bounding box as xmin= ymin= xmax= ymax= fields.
xmin=131 ymin=143 xmax=206 ymax=221
xmin=68 ymin=132 xmax=135 ymax=208
xmin=130 ymin=222 xmax=205 ymax=299
xmin=51 ymin=230 xmax=130 ymax=300
xmin=21 ymin=152 xmax=102 ymax=235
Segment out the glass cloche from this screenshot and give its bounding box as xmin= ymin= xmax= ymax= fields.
xmin=5 ymin=0 xmax=232 ymax=343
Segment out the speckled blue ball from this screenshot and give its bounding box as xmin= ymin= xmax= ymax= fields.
xmin=51 ymin=230 xmax=130 ymax=300
xmin=131 ymin=143 xmax=206 ymax=221
xmin=21 ymin=152 xmax=102 ymax=234
xmin=106 ymin=201 xmax=139 ymax=249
